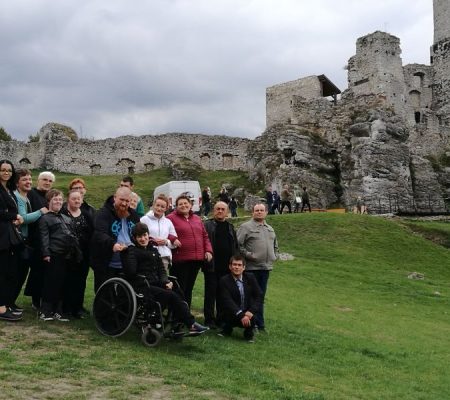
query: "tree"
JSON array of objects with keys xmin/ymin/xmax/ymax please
[{"xmin": 0, "ymin": 127, "xmax": 12, "ymax": 141}]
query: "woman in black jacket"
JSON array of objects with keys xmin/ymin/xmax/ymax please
[
  {"xmin": 0, "ymin": 160, "xmax": 23, "ymax": 321},
  {"xmin": 121, "ymin": 222, "xmax": 208, "ymax": 334},
  {"xmin": 39, "ymin": 189, "xmax": 80, "ymax": 322}
]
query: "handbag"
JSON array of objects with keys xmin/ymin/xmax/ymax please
[
  {"xmin": 9, "ymin": 222, "xmax": 24, "ymax": 247},
  {"xmin": 295, "ymin": 196, "xmax": 302, "ymax": 203}
]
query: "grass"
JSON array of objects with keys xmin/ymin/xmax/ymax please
[{"xmin": 1, "ymin": 172, "xmax": 450, "ymax": 399}]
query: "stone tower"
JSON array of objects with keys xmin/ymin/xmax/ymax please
[{"xmin": 431, "ymin": 0, "xmax": 450, "ymax": 120}]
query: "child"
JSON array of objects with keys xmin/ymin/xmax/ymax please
[
  {"xmin": 121, "ymin": 222, "xmax": 208, "ymax": 335},
  {"xmin": 39, "ymin": 189, "xmax": 81, "ymax": 321}
]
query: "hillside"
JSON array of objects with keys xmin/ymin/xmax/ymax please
[{"xmin": 1, "ymin": 207, "xmax": 449, "ymax": 399}]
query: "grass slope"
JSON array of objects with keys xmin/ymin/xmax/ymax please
[{"xmin": 1, "ymin": 212, "xmax": 449, "ymax": 399}]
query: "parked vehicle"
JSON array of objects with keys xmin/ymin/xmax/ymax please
[{"xmin": 153, "ymin": 181, "xmax": 202, "ymax": 212}]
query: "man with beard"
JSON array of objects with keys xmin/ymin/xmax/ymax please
[
  {"xmin": 24, "ymin": 171, "xmax": 55, "ymax": 310},
  {"xmin": 91, "ymin": 187, "xmax": 140, "ymax": 292}
]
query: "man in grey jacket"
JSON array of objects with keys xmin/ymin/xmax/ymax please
[{"xmin": 237, "ymin": 203, "xmax": 278, "ymax": 332}]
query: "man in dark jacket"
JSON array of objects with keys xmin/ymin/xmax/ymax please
[
  {"xmin": 90, "ymin": 187, "xmax": 140, "ymax": 292},
  {"xmin": 203, "ymin": 201, "xmax": 239, "ymax": 328},
  {"xmin": 218, "ymin": 255, "xmax": 262, "ymax": 342}
]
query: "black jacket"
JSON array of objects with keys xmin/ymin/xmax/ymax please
[
  {"xmin": 219, "ymin": 272, "xmax": 262, "ymax": 320},
  {"xmin": 61, "ymin": 203, "xmax": 95, "ymax": 252},
  {"xmin": 204, "ymin": 218, "xmax": 239, "ymax": 273},
  {"xmin": 0, "ymin": 184, "xmax": 19, "ymax": 251},
  {"xmin": 121, "ymin": 244, "xmax": 169, "ymax": 287},
  {"xmin": 27, "ymin": 188, "xmax": 48, "ymax": 247},
  {"xmin": 90, "ymin": 195, "xmax": 140, "ymax": 272},
  {"xmin": 39, "ymin": 212, "xmax": 79, "ymax": 257}
]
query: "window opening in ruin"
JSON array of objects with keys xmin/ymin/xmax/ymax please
[
  {"xmin": 415, "ymin": 112, "xmax": 421, "ymax": 124},
  {"xmin": 128, "ymin": 166, "xmax": 135, "ymax": 175},
  {"xmin": 222, "ymin": 153, "xmax": 234, "ymax": 169},
  {"xmin": 19, "ymin": 157, "xmax": 31, "ymax": 165}
]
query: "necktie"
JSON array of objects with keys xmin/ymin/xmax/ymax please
[{"xmin": 236, "ymin": 279, "xmax": 245, "ymax": 309}]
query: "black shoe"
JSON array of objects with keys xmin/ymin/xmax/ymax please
[
  {"xmin": 205, "ymin": 320, "xmax": 218, "ymax": 330},
  {"xmin": 11, "ymin": 304, "xmax": 24, "ymax": 313},
  {"xmin": 39, "ymin": 312, "xmax": 54, "ymax": 321},
  {"xmin": 0, "ymin": 309, "xmax": 22, "ymax": 321},
  {"xmin": 8, "ymin": 307, "xmax": 23, "ymax": 316},
  {"xmin": 53, "ymin": 313, "xmax": 70, "ymax": 322}
]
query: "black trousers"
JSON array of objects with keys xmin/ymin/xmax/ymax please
[
  {"xmin": 0, "ymin": 247, "xmax": 19, "ymax": 306},
  {"xmin": 280, "ymin": 201, "xmax": 292, "ymax": 213},
  {"xmin": 137, "ymin": 284, "xmax": 194, "ymax": 327},
  {"xmin": 12, "ymin": 246, "xmax": 33, "ymax": 305},
  {"xmin": 24, "ymin": 248, "xmax": 45, "ymax": 307},
  {"xmin": 41, "ymin": 253, "xmax": 68, "ymax": 314},
  {"xmin": 63, "ymin": 258, "xmax": 90, "ymax": 315},
  {"xmin": 222, "ymin": 314, "xmax": 255, "ymax": 340},
  {"xmin": 203, "ymin": 269, "xmax": 229, "ymax": 324},
  {"xmin": 170, "ymin": 261, "xmax": 202, "ymax": 308}
]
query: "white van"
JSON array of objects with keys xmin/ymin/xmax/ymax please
[{"xmin": 153, "ymin": 181, "xmax": 202, "ymax": 212}]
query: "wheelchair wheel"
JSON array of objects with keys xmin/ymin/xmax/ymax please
[
  {"xmin": 141, "ymin": 327, "xmax": 162, "ymax": 348},
  {"xmin": 93, "ymin": 277, "xmax": 137, "ymax": 337}
]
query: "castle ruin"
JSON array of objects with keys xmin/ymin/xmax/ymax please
[{"xmin": 1, "ymin": 0, "xmax": 449, "ymax": 212}]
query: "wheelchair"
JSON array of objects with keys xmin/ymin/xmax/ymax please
[{"xmin": 92, "ymin": 275, "xmax": 197, "ymax": 347}]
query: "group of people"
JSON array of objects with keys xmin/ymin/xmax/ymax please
[
  {"xmin": 0, "ymin": 160, "xmax": 95, "ymax": 322},
  {"xmin": 1, "ymin": 160, "xmax": 279, "ymax": 342},
  {"xmin": 266, "ymin": 185, "xmax": 311, "ymax": 214},
  {"xmin": 201, "ymin": 186, "xmax": 238, "ymax": 218}
]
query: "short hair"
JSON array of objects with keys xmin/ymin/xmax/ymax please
[
  {"xmin": 175, "ymin": 194, "xmax": 191, "ymax": 206},
  {"xmin": 69, "ymin": 178, "xmax": 86, "ymax": 190},
  {"xmin": 67, "ymin": 189, "xmax": 83, "ymax": 198},
  {"xmin": 15, "ymin": 168, "xmax": 32, "ymax": 182},
  {"xmin": 121, "ymin": 176, "xmax": 134, "ymax": 186},
  {"xmin": 229, "ymin": 254, "xmax": 246, "ymax": 266},
  {"xmin": 252, "ymin": 203, "xmax": 267, "ymax": 212},
  {"xmin": 154, "ymin": 193, "xmax": 169, "ymax": 208},
  {"xmin": 46, "ymin": 188, "xmax": 63, "ymax": 202},
  {"xmin": 38, "ymin": 171, "xmax": 55, "ymax": 182},
  {"xmin": 132, "ymin": 222, "xmax": 149, "ymax": 237}
]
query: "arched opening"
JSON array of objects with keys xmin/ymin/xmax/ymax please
[
  {"xmin": 200, "ymin": 153, "xmax": 211, "ymax": 169},
  {"xmin": 222, "ymin": 153, "xmax": 234, "ymax": 169},
  {"xmin": 415, "ymin": 112, "xmax": 421, "ymax": 124},
  {"xmin": 90, "ymin": 164, "xmax": 101, "ymax": 175}
]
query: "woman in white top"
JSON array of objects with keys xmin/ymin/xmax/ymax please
[{"xmin": 140, "ymin": 194, "xmax": 180, "ymax": 273}]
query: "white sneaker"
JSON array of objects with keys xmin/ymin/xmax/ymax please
[{"xmin": 53, "ymin": 313, "xmax": 70, "ymax": 322}]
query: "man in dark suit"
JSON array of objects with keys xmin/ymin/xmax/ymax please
[{"xmin": 218, "ymin": 255, "xmax": 262, "ymax": 342}]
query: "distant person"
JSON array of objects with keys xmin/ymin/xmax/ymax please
[
  {"xmin": 218, "ymin": 187, "xmax": 230, "ymax": 204},
  {"xmin": 300, "ymin": 187, "xmax": 311, "ymax": 213},
  {"xmin": 229, "ymin": 196, "xmax": 238, "ymax": 218},
  {"xmin": 90, "ymin": 187, "xmax": 140, "ymax": 292},
  {"xmin": 271, "ymin": 191, "xmax": 280, "ymax": 214},
  {"xmin": 355, "ymin": 196, "xmax": 366, "ymax": 214},
  {"xmin": 140, "ymin": 194, "xmax": 180, "ymax": 273},
  {"xmin": 293, "ymin": 186, "xmax": 301, "ymax": 213},
  {"xmin": 218, "ymin": 255, "xmax": 262, "ymax": 342},
  {"xmin": 237, "ymin": 203, "xmax": 278, "ymax": 332},
  {"xmin": 280, "ymin": 184, "xmax": 293, "ymax": 214},
  {"xmin": 129, "ymin": 192, "xmax": 141, "ymax": 211},
  {"xmin": 120, "ymin": 176, "xmax": 145, "ymax": 217},
  {"xmin": 167, "ymin": 194, "xmax": 213, "ymax": 307},
  {"xmin": 203, "ymin": 201, "xmax": 239, "ymax": 328},
  {"xmin": 25, "ymin": 171, "xmax": 55, "ymax": 310},
  {"xmin": 201, "ymin": 186, "xmax": 212, "ymax": 217},
  {"xmin": 265, "ymin": 187, "xmax": 274, "ymax": 214}
]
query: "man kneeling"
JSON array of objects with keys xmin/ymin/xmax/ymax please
[
  {"xmin": 121, "ymin": 222, "xmax": 208, "ymax": 335},
  {"xmin": 218, "ymin": 255, "xmax": 262, "ymax": 342}
]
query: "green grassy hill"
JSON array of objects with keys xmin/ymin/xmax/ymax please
[{"xmin": 1, "ymin": 181, "xmax": 450, "ymax": 399}]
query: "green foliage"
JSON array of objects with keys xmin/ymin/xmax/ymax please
[
  {"xmin": 0, "ymin": 126, "xmax": 12, "ymax": 141},
  {"xmin": 28, "ymin": 133, "xmax": 40, "ymax": 143}
]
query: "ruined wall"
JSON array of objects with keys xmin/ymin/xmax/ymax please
[
  {"xmin": 0, "ymin": 123, "xmax": 250, "ymax": 175},
  {"xmin": 266, "ymin": 76, "xmax": 323, "ymax": 127}
]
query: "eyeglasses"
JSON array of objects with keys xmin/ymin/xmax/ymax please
[
  {"xmin": 0, "ymin": 169, "xmax": 12, "ymax": 173},
  {"xmin": 71, "ymin": 186, "xmax": 84, "ymax": 190}
]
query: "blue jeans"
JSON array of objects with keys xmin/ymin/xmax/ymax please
[{"xmin": 250, "ymin": 270, "xmax": 270, "ymax": 329}]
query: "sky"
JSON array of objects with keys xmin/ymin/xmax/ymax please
[{"xmin": 0, "ymin": 0, "xmax": 434, "ymax": 141}]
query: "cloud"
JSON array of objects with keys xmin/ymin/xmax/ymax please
[{"xmin": 0, "ymin": 0, "xmax": 434, "ymax": 140}]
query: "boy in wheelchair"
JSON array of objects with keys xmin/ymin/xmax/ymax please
[{"xmin": 120, "ymin": 222, "xmax": 208, "ymax": 336}]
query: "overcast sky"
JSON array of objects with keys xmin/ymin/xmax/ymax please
[{"xmin": 0, "ymin": 0, "xmax": 434, "ymax": 141}]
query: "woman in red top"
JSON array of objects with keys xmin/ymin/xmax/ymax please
[{"xmin": 167, "ymin": 194, "xmax": 212, "ymax": 307}]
